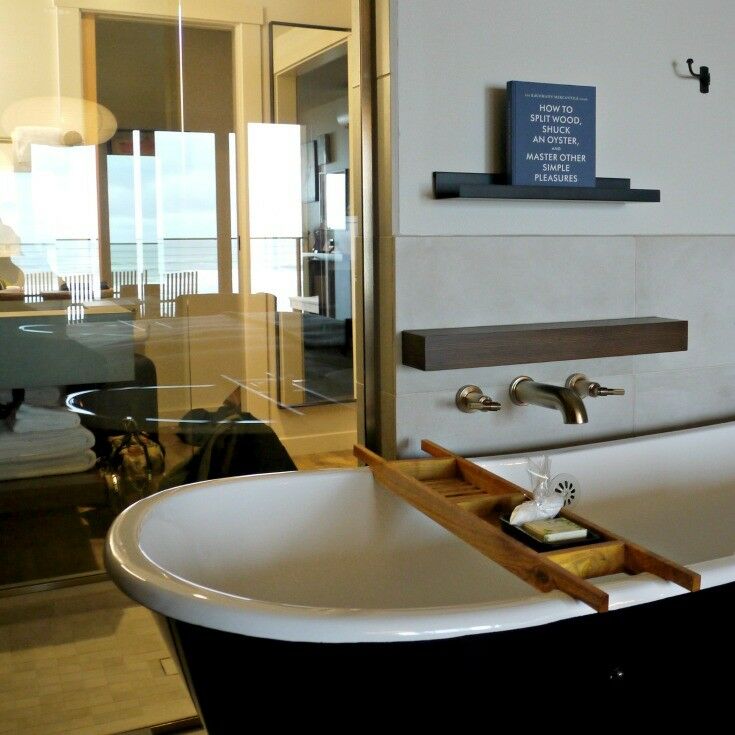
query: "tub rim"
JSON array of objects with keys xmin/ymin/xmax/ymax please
[{"xmin": 105, "ymin": 422, "xmax": 735, "ymax": 643}]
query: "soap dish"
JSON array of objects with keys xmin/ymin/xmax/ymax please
[{"xmin": 499, "ymin": 514, "xmax": 603, "ymax": 552}]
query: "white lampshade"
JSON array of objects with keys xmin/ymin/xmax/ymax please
[
  {"xmin": 1, "ymin": 96, "xmax": 117, "ymax": 149},
  {"xmin": 0, "ymin": 219, "xmax": 20, "ymax": 257}
]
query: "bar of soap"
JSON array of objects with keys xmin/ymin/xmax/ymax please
[{"xmin": 522, "ymin": 517, "xmax": 588, "ymax": 543}]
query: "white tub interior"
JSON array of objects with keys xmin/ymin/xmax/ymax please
[
  {"xmin": 137, "ymin": 423, "xmax": 735, "ymax": 612},
  {"xmin": 139, "ymin": 469, "xmax": 537, "ymax": 609}
]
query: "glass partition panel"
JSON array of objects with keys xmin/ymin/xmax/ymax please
[
  {"xmin": 270, "ymin": 24, "xmax": 356, "ymax": 408},
  {"xmin": 0, "ymin": 1, "xmax": 362, "ymax": 586},
  {"xmin": 107, "ymin": 130, "xmax": 221, "ymax": 301},
  {"xmin": 0, "ymin": 2, "xmax": 362, "ymax": 730}
]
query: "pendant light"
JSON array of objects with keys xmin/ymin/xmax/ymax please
[{"xmin": 1, "ymin": 96, "xmax": 117, "ymax": 171}]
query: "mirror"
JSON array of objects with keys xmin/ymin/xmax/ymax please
[{"xmin": 269, "ymin": 23, "xmax": 355, "ymax": 407}]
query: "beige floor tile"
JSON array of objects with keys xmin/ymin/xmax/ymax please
[
  {"xmin": 159, "ymin": 657, "xmax": 179, "ymax": 676},
  {"xmin": 98, "ymin": 715, "xmax": 162, "ymax": 735},
  {"xmin": 43, "ymin": 719, "xmax": 97, "ymax": 735},
  {"xmin": 0, "ymin": 696, "xmax": 41, "ymax": 712},
  {"xmin": 0, "ymin": 582, "xmax": 197, "ymax": 734},
  {"xmin": 54, "ymin": 727, "xmax": 101, "ymax": 735}
]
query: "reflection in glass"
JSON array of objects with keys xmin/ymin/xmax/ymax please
[
  {"xmin": 325, "ymin": 172, "xmax": 347, "ymax": 231},
  {"xmin": 247, "ymin": 123, "xmax": 302, "ymax": 238},
  {"xmin": 250, "ymin": 237, "xmax": 299, "ymax": 312},
  {"xmin": 108, "ymin": 130, "xmax": 224, "ymax": 297},
  {"xmin": 270, "ymin": 25, "xmax": 354, "ymax": 407},
  {"xmin": 0, "ymin": 4, "xmax": 360, "ymax": 608},
  {"xmin": 0, "ymin": 3, "xmax": 362, "ymax": 732},
  {"xmin": 1, "ymin": 95, "xmax": 118, "ymax": 168},
  {"xmin": 4, "ymin": 145, "xmax": 98, "ymax": 281}
]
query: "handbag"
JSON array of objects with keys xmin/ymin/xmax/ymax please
[{"xmin": 101, "ymin": 418, "xmax": 165, "ymax": 511}]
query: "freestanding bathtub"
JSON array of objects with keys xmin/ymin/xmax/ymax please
[{"xmin": 106, "ymin": 422, "xmax": 735, "ymax": 727}]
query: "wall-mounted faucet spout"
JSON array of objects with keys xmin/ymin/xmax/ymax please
[{"xmin": 509, "ymin": 376, "xmax": 588, "ymax": 425}]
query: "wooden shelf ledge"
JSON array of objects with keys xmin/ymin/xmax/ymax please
[{"xmin": 402, "ymin": 317, "xmax": 688, "ymax": 371}]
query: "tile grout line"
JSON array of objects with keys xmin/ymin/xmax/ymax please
[{"xmin": 633, "ymin": 234, "xmax": 640, "ymax": 434}]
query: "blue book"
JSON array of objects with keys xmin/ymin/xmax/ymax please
[{"xmin": 506, "ymin": 81, "xmax": 596, "ymax": 187}]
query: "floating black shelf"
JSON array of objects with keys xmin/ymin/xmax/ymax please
[{"xmin": 433, "ymin": 172, "xmax": 660, "ymax": 202}]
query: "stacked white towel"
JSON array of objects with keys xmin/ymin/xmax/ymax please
[
  {"xmin": 0, "ymin": 405, "xmax": 96, "ymax": 481},
  {"xmin": 11, "ymin": 404, "xmax": 81, "ymax": 433},
  {"xmin": 0, "ymin": 425, "xmax": 94, "ymax": 462},
  {"xmin": 0, "ymin": 449, "xmax": 97, "ymax": 481}
]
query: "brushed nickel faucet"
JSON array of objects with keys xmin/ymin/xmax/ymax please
[
  {"xmin": 565, "ymin": 373, "xmax": 626, "ymax": 398},
  {"xmin": 509, "ymin": 376, "xmax": 588, "ymax": 424}
]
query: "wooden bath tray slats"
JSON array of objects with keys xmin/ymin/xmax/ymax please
[
  {"xmin": 354, "ymin": 442, "xmax": 700, "ymax": 613},
  {"xmin": 543, "ymin": 541, "xmax": 627, "ymax": 579}
]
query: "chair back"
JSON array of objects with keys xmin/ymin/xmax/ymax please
[
  {"xmin": 161, "ymin": 270, "xmax": 198, "ymax": 317},
  {"xmin": 112, "ymin": 269, "xmax": 148, "ymax": 299},
  {"xmin": 61, "ymin": 273, "xmax": 98, "ymax": 303},
  {"xmin": 24, "ymin": 271, "xmax": 55, "ymax": 302}
]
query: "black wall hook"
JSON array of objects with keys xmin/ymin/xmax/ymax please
[{"xmin": 686, "ymin": 58, "xmax": 710, "ymax": 93}]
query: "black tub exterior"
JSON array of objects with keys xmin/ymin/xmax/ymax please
[{"xmin": 164, "ymin": 581, "xmax": 732, "ymax": 730}]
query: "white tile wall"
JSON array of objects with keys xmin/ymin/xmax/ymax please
[
  {"xmin": 392, "ymin": 234, "xmax": 735, "ymax": 457},
  {"xmin": 392, "ymin": 0, "xmax": 735, "ymax": 236},
  {"xmin": 635, "ymin": 365, "xmax": 735, "ymax": 433},
  {"xmin": 395, "ymin": 236, "xmax": 637, "ymax": 396},
  {"xmin": 396, "ymin": 373, "xmax": 634, "ymax": 457},
  {"xmin": 635, "ymin": 236, "xmax": 735, "ymax": 371},
  {"xmin": 386, "ymin": 1, "xmax": 735, "ymax": 457},
  {"xmin": 396, "ymin": 351, "xmax": 639, "ymax": 399},
  {"xmin": 395, "ymin": 236, "xmax": 637, "ymax": 331}
]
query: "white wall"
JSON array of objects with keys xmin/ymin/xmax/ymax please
[
  {"xmin": 0, "ymin": 1, "xmax": 59, "ymax": 138},
  {"xmin": 393, "ymin": 0, "xmax": 735, "ymax": 236},
  {"xmin": 388, "ymin": 0, "xmax": 735, "ymax": 458},
  {"xmin": 263, "ymin": 0, "xmax": 349, "ymax": 27}
]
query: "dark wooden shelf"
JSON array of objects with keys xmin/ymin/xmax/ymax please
[
  {"xmin": 433, "ymin": 172, "xmax": 660, "ymax": 202},
  {"xmin": 0, "ymin": 469, "xmax": 107, "ymax": 513},
  {"xmin": 402, "ymin": 317, "xmax": 687, "ymax": 371}
]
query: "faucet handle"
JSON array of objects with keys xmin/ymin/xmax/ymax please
[
  {"xmin": 456, "ymin": 385, "xmax": 502, "ymax": 413},
  {"xmin": 590, "ymin": 385, "xmax": 625, "ymax": 397},
  {"xmin": 566, "ymin": 373, "xmax": 626, "ymax": 398}
]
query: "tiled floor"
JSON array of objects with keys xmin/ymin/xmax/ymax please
[
  {"xmin": 292, "ymin": 449, "xmax": 358, "ymax": 470},
  {"xmin": 0, "ymin": 582, "xmax": 198, "ymax": 734}
]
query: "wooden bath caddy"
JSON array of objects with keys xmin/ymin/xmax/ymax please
[{"xmin": 354, "ymin": 441, "xmax": 700, "ymax": 612}]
